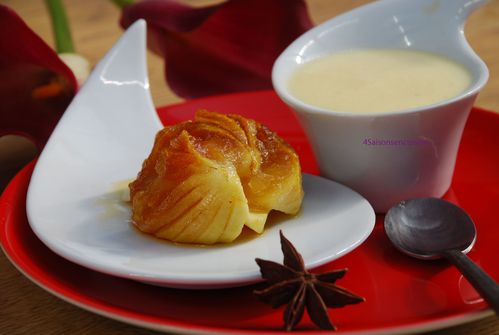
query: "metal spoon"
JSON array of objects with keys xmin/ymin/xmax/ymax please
[{"xmin": 384, "ymin": 198, "xmax": 499, "ymax": 314}]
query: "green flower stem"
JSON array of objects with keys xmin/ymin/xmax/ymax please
[
  {"xmin": 45, "ymin": 0, "xmax": 74, "ymax": 53},
  {"xmin": 111, "ymin": 0, "xmax": 135, "ymax": 9}
]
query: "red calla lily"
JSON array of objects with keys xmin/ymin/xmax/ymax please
[
  {"xmin": 0, "ymin": 5, "xmax": 77, "ymax": 149},
  {"xmin": 120, "ymin": 0, "xmax": 313, "ymax": 98}
]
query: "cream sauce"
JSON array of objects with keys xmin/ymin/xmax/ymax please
[{"xmin": 288, "ymin": 49, "xmax": 471, "ymax": 113}]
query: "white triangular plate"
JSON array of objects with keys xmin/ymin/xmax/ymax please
[{"xmin": 26, "ymin": 21, "xmax": 375, "ymax": 289}]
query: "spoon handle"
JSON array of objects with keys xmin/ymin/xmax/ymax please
[{"xmin": 442, "ymin": 249, "xmax": 499, "ymax": 315}]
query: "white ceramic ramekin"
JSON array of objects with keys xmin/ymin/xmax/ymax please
[{"xmin": 272, "ymin": 0, "xmax": 489, "ymax": 212}]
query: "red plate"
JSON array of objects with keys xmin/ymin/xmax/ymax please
[{"xmin": 1, "ymin": 91, "xmax": 498, "ymax": 334}]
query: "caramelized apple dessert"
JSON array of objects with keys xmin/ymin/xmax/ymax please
[{"xmin": 129, "ymin": 110, "xmax": 303, "ymax": 244}]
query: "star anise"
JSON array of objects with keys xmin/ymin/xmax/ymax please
[{"xmin": 254, "ymin": 231, "xmax": 365, "ymax": 331}]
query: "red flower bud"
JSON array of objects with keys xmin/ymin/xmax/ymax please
[{"xmin": 120, "ymin": 0, "xmax": 313, "ymax": 99}]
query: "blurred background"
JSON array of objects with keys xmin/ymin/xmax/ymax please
[
  {"xmin": 0, "ymin": 1, "xmax": 497, "ymax": 192},
  {"xmin": 0, "ymin": 1, "xmax": 498, "ymax": 334}
]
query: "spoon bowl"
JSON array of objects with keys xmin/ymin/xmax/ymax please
[
  {"xmin": 385, "ymin": 197, "xmax": 499, "ymax": 314},
  {"xmin": 384, "ymin": 198, "xmax": 476, "ymax": 259}
]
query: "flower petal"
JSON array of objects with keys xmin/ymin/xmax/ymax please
[
  {"xmin": 306, "ymin": 283, "xmax": 336, "ymax": 330},
  {"xmin": 255, "ymin": 258, "xmax": 299, "ymax": 283},
  {"xmin": 0, "ymin": 5, "xmax": 77, "ymax": 148},
  {"xmin": 314, "ymin": 268, "xmax": 347, "ymax": 283},
  {"xmin": 121, "ymin": 0, "xmax": 313, "ymax": 98},
  {"xmin": 314, "ymin": 281, "xmax": 366, "ymax": 308},
  {"xmin": 280, "ymin": 230, "xmax": 305, "ymax": 272},
  {"xmin": 283, "ymin": 282, "xmax": 306, "ymax": 331},
  {"xmin": 253, "ymin": 278, "xmax": 301, "ymax": 307}
]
